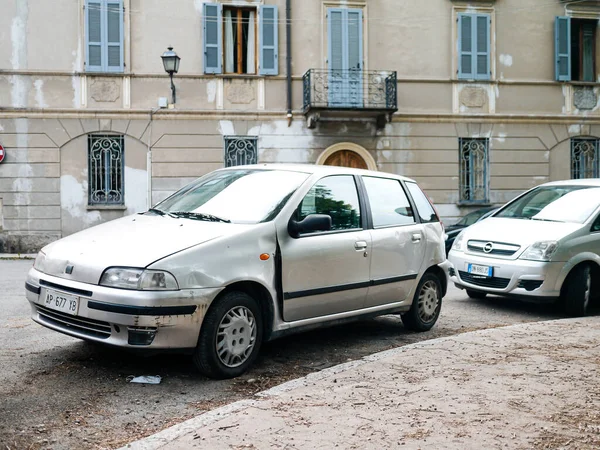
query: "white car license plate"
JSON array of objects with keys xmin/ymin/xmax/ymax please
[
  {"xmin": 467, "ymin": 263, "xmax": 493, "ymax": 277},
  {"xmin": 44, "ymin": 289, "xmax": 80, "ymax": 316}
]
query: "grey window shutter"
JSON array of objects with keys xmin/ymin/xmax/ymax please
[
  {"xmin": 347, "ymin": 9, "xmax": 363, "ymax": 70},
  {"xmin": 203, "ymin": 3, "xmax": 222, "ymax": 74},
  {"xmin": 106, "ymin": 1, "xmax": 124, "ymax": 72},
  {"xmin": 86, "ymin": 0, "xmax": 104, "ymax": 71},
  {"xmin": 475, "ymin": 15, "xmax": 490, "ymax": 80},
  {"xmin": 555, "ymin": 16, "xmax": 571, "ymax": 81},
  {"xmin": 458, "ymin": 13, "xmax": 473, "ymax": 79},
  {"xmin": 259, "ymin": 5, "xmax": 279, "ymax": 75}
]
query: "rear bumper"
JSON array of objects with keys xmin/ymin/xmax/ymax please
[
  {"xmin": 447, "ymin": 250, "xmax": 564, "ymax": 298},
  {"xmin": 25, "ymin": 268, "xmax": 223, "ymax": 349}
]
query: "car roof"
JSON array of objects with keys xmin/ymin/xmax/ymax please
[
  {"xmin": 216, "ymin": 163, "xmax": 417, "ymax": 183},
  {"xmin": 539, "ymin": 178, "xmax": 600, "ymax": 188}
]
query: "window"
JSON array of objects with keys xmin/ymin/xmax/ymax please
[
  {"xmin": 85, "ymin": 0, "xmax": 124, "ymax": 72},
  {"xmin": 555, "ymin": 16, "xmax": 598, "ymax": 82},
  {"xmin": 362, "ymin": 177, "xmax": 415, "ymax": 228},
  {"xmin": 297, "ymin": 176, "xmax": 361, "ymax": 231},
  {"xmin": 457, "ymin": 13, "xmax": 491, "ymax": 80},
  {"xmin": 459, "ymin": 138, "xmax": 489, "ymax": 204},
  {"xmin": 406, "ymin": 182, "xmax": 440, "ymax": 224},
  {"xmin": 224, "ymin": 136, "xmax": 258, "ymax": 167},
  {"xmin": 203, "ymin": 4, "xmax": 279, "ymax": 75},
  {"xmin": 571, "ymin": 138, "xmax": 600, "ymax": 178},
  {"xmin": 88, "ymin": 135, "xmax": 124, "ymax": 205}
]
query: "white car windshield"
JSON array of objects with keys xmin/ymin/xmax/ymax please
[
  {"xmin": 496, "ymin": 185, "xmax": 600, "ymax": 224},
  {"xmin": 152, "ymin": 169, "xmax": 310, "ymax": 224}
]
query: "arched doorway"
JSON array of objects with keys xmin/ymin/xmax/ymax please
[
  {"xmin": 324, "ymin": 149, "xmax": 368, "ymax": 169},
  {"xmin": 316, "ymin": 142, "xmax": 377, "ymax": 170}
]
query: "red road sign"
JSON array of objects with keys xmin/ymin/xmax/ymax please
[{"xmin": 0, "ymin": 145, "xmax": 5, "ymax": 163}]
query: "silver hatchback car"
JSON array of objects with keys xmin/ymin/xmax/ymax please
[
  {"xmin": 448, "ymin": 179, "xmax": 600, "ymax": 316},
  {"xmin": 26, "ymin": 164, "xmax": 447, "ymax": 378}
]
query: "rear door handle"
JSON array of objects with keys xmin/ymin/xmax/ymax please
[
  {"xmin": 412, "ymin": 233, "xmax": 422, "ymax": 243},
  {"xmin": 354, "ymin": 241, "xmax": 368, "ymax": 250}
]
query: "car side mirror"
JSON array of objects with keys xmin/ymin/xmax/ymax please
[{"xmin": 288, "ymin": 214, "xmax": 332, "ymax": 238}]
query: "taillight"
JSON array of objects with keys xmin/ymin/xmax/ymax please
[{"xmin": 424, "ymin": 192, "xmax": 444, "ymax": 233}]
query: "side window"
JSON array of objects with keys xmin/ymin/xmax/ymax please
[
  {"xmin": 362, "ymin": 176, "xmax": 416, "ymax": 227},
  {"xmin": 406, "ymin": 182, "xmax": 439, "ymax": 224},
  {"xmin": 298, "ymin": 176, "xmax": 361, "ymax": 231},
  {"xmin": 591, "ymin": 215, "xmax": 600, "ymax": 233}
]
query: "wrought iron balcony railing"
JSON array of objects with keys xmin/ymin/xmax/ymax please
[{"xmin": 302, "ymin": 69, "xmax": 398, "ymax": 113}]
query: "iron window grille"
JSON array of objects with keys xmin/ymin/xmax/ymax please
[
  {"xmin": 224, "ymin": 136, "xmax": 258, "ymax": 167},
  {"xmin": 459, "ymin": 138, "xmax": 489, "ymax": 204},
  {"xmin": 571, "ymin": 138, "xmax": 600, "ymax": 179},
  {"xmin": 88, "ymin": 135, "xmax": 124, "ymax": 205}
]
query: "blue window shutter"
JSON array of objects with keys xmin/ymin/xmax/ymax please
[
  {"xmin": 458, "ymin": 13, "xmax": 473, "ymax": 79},
  {"xmin": 106, "ymin": 1, "xmax": 124, "ymax": 72},
  {"xmin": 328, "ymin": 8, "xmax": 344, "ymax": 71},
  {"xmin": 86, "ymin": 0, "xmax": 104, "ymax": 71},
  {"xmin": 475, "ymin": 15, "xmax": 490, "ymax": 80},
  {"xmin": 203, "ymin": 3, "xmax": 222, "ymax": 74},
  {"xmin": 259, "ymin": 5, "xmax": 279, "ymax": 75},
  {"xmin": 555, "ymin": 16, "xmax": 571, "ymax": 81},
  {"xmin": 347, "ymin": 9, "xmax": 363, "ymax": 70}
]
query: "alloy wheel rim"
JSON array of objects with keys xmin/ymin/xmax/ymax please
[
  {"xmin": 216, "ymin": 306, "xmax": 257, "ymax": 368},
  {"xmin": 418, "ymin": 280, "xmax": 440, "ymax": 322}
]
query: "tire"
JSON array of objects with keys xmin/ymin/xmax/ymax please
[
  {"xmin": 466, "ymin": 289, "xmax": 487, "ymax": 300},
  {"xmin": 193, "ymin": 291, "xmax": 263, "ymax": 379},
  {"xmin": 401, "ymin": 273, "xmax": 443, "ymax": 332},
  {"xmin": 564, "ymin": 264, "xmax": 592, "ymax": 317}
]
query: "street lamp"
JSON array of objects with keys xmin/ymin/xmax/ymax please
[{"xmin": 161, "ymin": 46, "xmax": 181, "ymax": 105}]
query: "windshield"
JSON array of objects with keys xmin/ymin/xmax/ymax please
[
  {"xmin": 496, "ymin": 185, "xmax": 600, "ymax": 224},
  {"xmin": 153, "ymin": 169, "xmax": 310, "ymax": 224},
  {"xmin": 455, "ymin": 209, "xmax": 490, "ymax": 227}
]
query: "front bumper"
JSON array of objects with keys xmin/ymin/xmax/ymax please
[
  {"xmin": 25, "ymin": 268, "xmax": 223, "ymax": 349},
  {"xmin": 447, "ymin": 251, "xmax": 564, "ymax": 299}
]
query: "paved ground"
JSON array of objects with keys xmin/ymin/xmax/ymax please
[{"xmin": 123, "ymin": 318, "xmax": 600, "ymax": 450}]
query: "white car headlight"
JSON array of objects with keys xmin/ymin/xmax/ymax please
[
  {"xmin": 452, "ymin": 231, "xmax": 466, "ymax": 252},
  {"xmin": 100, "ymin": 267, "xmax": 179, "ymax": 291},
  {"xmin": 33, "ymin": 251, "xmax": 46, "ymax": 271},
  {"xmin": 520, "ymin": 241, "xmax": 559, "ymax": 262}
]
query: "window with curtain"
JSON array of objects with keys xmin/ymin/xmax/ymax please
[
  {"xmin": 571, "ymin": 138, "xmax": 600, "ymax": 179},
  {"xmin": 224, "ymin": 7, "xmax": 257, "ymax": 75},
  {"xmin": 203, "ymin": 4, "xmax": 278, "ymax": 75},
  {"xmin": 555, "ymin": 17, "xmax": 598, "ymax": 82},
  {"xmin": 88, "ymin": 135, "xmax": 125, "ymax": 205}
]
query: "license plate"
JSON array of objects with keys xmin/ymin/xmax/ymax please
[
  {"xmin": 467, "ymin": 263, "xmax": 493, "ymax": 277},
  {"xmin": 44, "ymin": 289, "xmax": 80, "ymax": 316}
]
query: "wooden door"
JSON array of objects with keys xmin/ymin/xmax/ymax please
[{"xmin": 324, "ymin": 150, "xmax": 368, "ymax": 169}]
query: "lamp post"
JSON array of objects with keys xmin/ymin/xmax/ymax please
[{"xmin": 161, "ymin": 47, "xmax": 181, "ymax": 105}]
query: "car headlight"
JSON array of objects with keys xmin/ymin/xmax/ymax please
[
  {"xmin": 33, "ymin": 251, "xmax": 47, "ymax": 271},
  {"xmin": 519, "ymin": 241, "xmax": 558, "ymax": 262},
  {"xmin": 100, "ymin": 267, "xmax": 179, "ymax": 291},
  {"xmin": 451, "ymin": 231, "xmax": 466, "ymax": 252}
]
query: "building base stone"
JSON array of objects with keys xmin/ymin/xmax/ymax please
[{"xmin": 0, "ymin": 232, "xmax": 60, "ymax": 254}]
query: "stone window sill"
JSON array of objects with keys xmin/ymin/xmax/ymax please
[{"xmin": 87, "ymin": 205, "xmax": 127, "ymax": 211}]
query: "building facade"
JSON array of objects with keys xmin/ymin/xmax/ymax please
[{"xmin": 1, "ymin": 0, "xmax": 600, "ymax": 252}]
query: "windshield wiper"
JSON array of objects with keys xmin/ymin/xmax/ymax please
[
  {"xmin": 531, "ymin": 217, "xmax": 561, "ymax": 223},
  {"xmin": 146, "ymin": 208, "xmax": 166, "ymax": 216},
  {"xmin": 168, "ymin": 211, "xmax": 231, "ymax": 223}
]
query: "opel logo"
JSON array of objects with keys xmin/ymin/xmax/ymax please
[{"xmin": 483, "ymin": 242, "xmax": 494, "ymax": 253}]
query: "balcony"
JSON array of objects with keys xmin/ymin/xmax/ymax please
[{"xmin": 302, "ymin": 69, "xmax": 398, "ymax": 129}]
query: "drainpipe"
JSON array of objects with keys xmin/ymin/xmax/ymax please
[{"xmin": 286, "ymin": 0, "xmax": 292, "ymax": 126}]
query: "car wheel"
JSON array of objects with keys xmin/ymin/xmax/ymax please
[
  {"xmin": 564, "ymin": 265, "xmax": 592, "ymax": 317},
  {"xmin": 193, "ymin": 291, "xmax": 263, "ymax": 379},
  {"xmin": 466, "ymin": 289, "xmax": 487, "ymax": 300},
  {"xmin": 401, "ymin": 273, "xmax": 442, "ymax": 332}
]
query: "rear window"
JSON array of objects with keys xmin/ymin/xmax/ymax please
[{"xmin": 406, "ymin": 182, "xmax": 439, "ymax": 224}]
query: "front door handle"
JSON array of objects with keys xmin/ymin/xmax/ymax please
[
  {"xmin": 354, "ymin": 241, "xmax": 368, "ymax": 251},
  {"xmin": 412, "ymin": 233, "xmax": 422, "ymax": 243}
]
